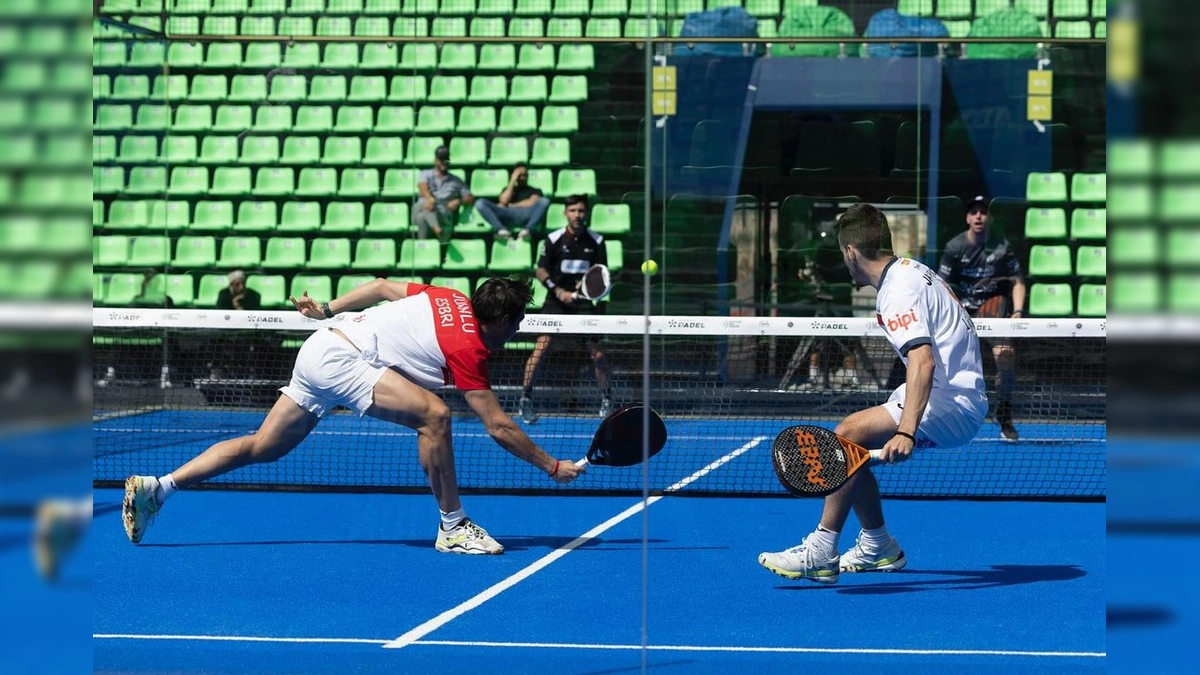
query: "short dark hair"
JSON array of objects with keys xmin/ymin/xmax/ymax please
[
  {"xmin": 472, "ymin": 277, "xmax": 532, "ymax": 323},
  {"xmin": 564, "ymin": 194, "xmax": 590, "ymax": 209},
  {"xmin": 511, "ymin": 162, "xmax": 528, "ymax": 173},
  {"xmin": 834, "ymin": 203, "xmax": 893, "ymax": 260}
]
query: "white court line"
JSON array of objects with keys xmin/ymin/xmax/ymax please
[
  {"xmin": 92, "ymin": 634, "xmax": 1104, "ymax": 658},
  {"xmin": 382, "ymin": 436, "xmax": 769, "ymax": 649}
]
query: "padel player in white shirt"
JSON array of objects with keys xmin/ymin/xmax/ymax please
[
  {"xmin": 122, "ymin": 278, "xmax": 585, "ymax": 555},
  {"xmin": 760, "ymin": 203, "xmax": 986, "ymax": 584}
]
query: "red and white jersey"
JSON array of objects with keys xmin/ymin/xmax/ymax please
[
  {"xmin": 336, "ymin": 284, "xmax": 490, "ymax": 391},
  {"xmin": 876, "ymin": 257, "xmax": 984, "ymax": 396}
]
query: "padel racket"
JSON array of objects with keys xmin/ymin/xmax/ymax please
[
  {"xmin": 572, "ymin": 264, "xmax": 612, "ymax": 301},
  {"xmin": 772, "ymin": 425, "xmax": 884, "ymax": 497},
  {"xmin": 575, "ymin": 403, "xmax": 667, "ymax": 467}
]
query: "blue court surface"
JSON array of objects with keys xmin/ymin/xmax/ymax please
[{"xmin": 93, "ymin": 487, "xmax": 1105, "ymax": 674}]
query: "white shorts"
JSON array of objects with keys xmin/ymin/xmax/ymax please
[
  {"xmin": 882, "ymin": 384, "xmax": 987, "ymax": 448},
  {"xmin": 279, "ymin": 328, "xmax": 388, "ymax": 418}
]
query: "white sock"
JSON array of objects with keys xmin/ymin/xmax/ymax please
[
  {"xmin": 809, "ymin": 525, "xmax": 839, "ymax": 559},
  {"xmin": 860, "ymin": 524, "xmax": 892, "ymax": 550},
  {"xmin": 156, "ymin": 474, "xmax": 178, "ymax": 504},
  {"xmin": 440, "ymin": 508, "xmax": 466, "ymax": 530}
]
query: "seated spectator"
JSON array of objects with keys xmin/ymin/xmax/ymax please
[
  {"xmin": 473, "ymin": 163, "xmax": 551, "ymax": 241},
  {"xmin": 217, "ymin": 270, "xmax": 260, "ymax": 311},
  {"xmin": 413, "ymin": 145, "xmax": 474, "ymax": 242}
]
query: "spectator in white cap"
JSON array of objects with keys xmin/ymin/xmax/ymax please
[{"xmin": 217, "ymin": 270, "xmax": 261, "ymax": 311}]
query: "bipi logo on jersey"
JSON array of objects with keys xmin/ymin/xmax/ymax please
[{"xmin": 885, "ymin": 309, "xmax": 919, "ymax": 332}]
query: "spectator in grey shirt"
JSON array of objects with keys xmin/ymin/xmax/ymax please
[{"xmin": 413, "ymin": 145, "xmax": 474, "ymax": 242}]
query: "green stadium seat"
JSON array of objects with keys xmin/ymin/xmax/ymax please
[
  {"xmin": 432, "ymin": 17, "xmax": 467, "ymax": 36},
  {"xmin": 547, "ymin": 18, "xmax": 582, "ymax": 37},
  {"xmin": 468, "ymin": 76, "xmax": 507, "ymax": 103},
  {"xmin": 118, "ymin": 135, "xmax": 157, "ymax": 163},
  {"xmin": 148, "ymin": 200, "xmax": 191, "ymax": 232},
  {"xmin": 206, "ymin": 42, "xmax": 242, "ymax": 67},
  {"xmin": 383, "ymin": 168, "xmax": 420, "ymax": 196},
  {"xmin": 1161, "ymin": 185, "xmax": 1200, "ymax": 221},
  {"xmin": 585, "ymin": 19, "xmax": 620, "ymax": 38},
  {"xmin": 94, "ymin": 41, "xmax": 127, "ymax": 67},
  {"xmin": 323, "ymin": 202, "xmax": 366, "ymax": 234},
  {"xmin": 405, "ymin": 136, "xmax": 444, "ymax": 164},
  {"xmin": 1027, "ymin": 244, "xmax": 1072, "ymax": 277},
  {"xmin": 196, "ymin": 135, "xmax": 235, "ymax": 165},
  {"xmin": 1159, "ymin": 140, "xmax": 1200, "ymax": 177},
  {"xmin": 397, "ymin": 44, "xmax": 435, "ymax": 70},
  {"xmin": 1016, "ymin": 0, "xmax": 1048, "ymax": 17},
  {"xmin": 161, "ymin": 274, "xmax": 196, "ymax": 307},
  {"xmin": 254, "ymin": 106, "xmax": 294, "ymax": 134},
  {"xmin": 1169, "ymin": 275, "xmax": 1200, "ymax": 313},
  {"xmin": 531, "ymin": 137, "xmax": 571, "ymax": 166},
  {"xmin": 1108, "ymin": 183, "xmax": 1153, "ymax": 220},
  {"xmin": 942, "ymin": 19, "xmax": 970, "ymax": 37},
  {"xmin": 202, "ymin": 16, "xmax": 238, "ymax": 35},
  {"xmin": 95, "ymin": 236, "xmax": 131, "ymax": 267},
  {"xmin": 192, "ymin": 201, "xmax": 235, "ymax": 233},
  {"xmin": 556, "ymin": 45, "xmax": 594, "ymax": 71},
  {"xmin": 393, "ymin": 16, "xmax": 431, "ymax": 36},
  {"xmin": 556, "ymin": 169, "xmax": 597, "ymax": 196},
  {"xmin": 106, "ymin": 201, "xmax": 149, "ymax": 232},
  {"xmin": 172, "ymin": 106, "xmax": 212, "ymax": 134},
  {"xmin": 515, "ymin": 0, "xmax": 551, "ymax": 13},
  {"xmin": 243, "ymin": 274, "xmax": 285, "ymax": 308},
  {"xmin": 169, "ymin": 167, "xmax": 209, "ymax": 196},
  {"xmin": 103, "ymin": 273, "xmax": 143, "ymax": 306},
  {"xmin": 277, "ymin": 201, "xmax": 322, "ymax": 233},
  {"xmin": 606, "ymin": 238, "xmax": 624, "ymax": 272},
  {"xmin": 429, "ymin": 75, "xmax": 469, "ymax": 103},
  {"xmin": 473, "ymin": 0, "xmax": 512, "ymax": 12},
  {"xmin": 417, "ymin": 106, "xmax": 457, "ymax": 134},
  {"xmin": 590, "ymin": 203, "xmax": 630, "ymax": 236},
  {"xmin": 457, "ymin": 106, "xmax": 497, "ymax": 134},
  {"xmin": 469, "ymin": 168, "xmax": 509, "ymax": 198},
  {"xmin": 488, "ymin": 137, "xmax": 529, "ymax": 166},
  {"xmin": 288, "ymin": 0, "xmax": 325, "ymax": 14},
  {"xmin": 367, "ymin": 203, "xmax": 410, "ymax": 235},
  {"xmin": 398, "ymin": 239, "xmax": 443, "ymax": 271},
  {"xmin": 340, "ymin": 168, "xmax": 381, "ymax": 197},
  {"xmin": 1070, "ymin": 208, "xmax": 1105, "ymax": 239},
  {"xmin": 351, "ymin": 238, "xmax": 398, "ymax": 271},
  {"xmin": 94, "ymin": 200, "xmax": 106, "ymax": 228},
  {"xmin": 307, "ymin": 74, "xmax": 346, "ymax": 102},
  {"xmin": 292, "ymin": 167, "xmax": 334, "ymax": 197},
  {"xmin": 449, "ymin": 137, "xmax": 487, "ymax": 166},
  {"xmin": 478, "ymin": 44, "xmax": 517, "ymax": 72},
  {"xmin": 441, "ymin": 0, "xmax": 475, "ymax": 14},
  {"xmin": 364, "ymin": 136, "xmax": 404, "ymax": 165},
  {"xmin": 234, "ymin": 201, "xmax": 277, "ymax": 232},
  {"xmin": 1109, "ymin": 227, "xmax": 1158, "ymax": 265},
  {"xmin": 375, "ymin": 106, "xmax": 415, "ymax": 134},
  {"xmin": 469, "ymin": 17, "xmax": 504, "ymax": 37},
  {"xmin": 242, "ymin": 43, "xmax": 280, "ymax": 68},
  {"xmin": 317, "ymin": 17, "xmax": 352, "ymax": 37},
  {"xmin": 214, "ymin": 105, "xmax": 252, "ymax": 133},
  {"xmin": 254, "ymin": 167, "xmax": 296, "ymax": 196},
  {"xmin": 1024, "ymin": 208, "xmax": 1067, "ymax": 239},
  {"xmin": 323, "ymin": 136, "xmax": 364, "ymax": 165},
  {"xmin": 308, "ymin": 238, "xmax": 352, "ymax": 270},
  {"xmin": 346, "ymin": 76, "xmax": 386, "ymax": 103},
  {"xmin": 112, "ymin": 75, "xmax": 150, "ymax": 100},
  {"xmin": 390, "ymin": 75, "xmax": 428, "ymax": 103},
  {"xmin": 1054, "ymin": 20, "xmax": 1091, "ymax": 38},
  {"xmin": 322, "ymin": 43, "xmax": 360, "ymax": 68},
  {"xmin": 430, "ymin": 276, "xmax": 472, "ymax": 297},
  {"xmin": 337, "ymin": 274, "xmax": 377, "ymax": 297},
  {"xmin": 125, "ymin": 167, "xmax": 167, "ymax": 195},
  {"xmin": 290, "ymin": 274, "xmax": 333, "ymax": 303},
  {"xmin": 498, "ymin": 105, "xmax": 538, "ymax": 134},
  {"xmin": 1075, "ymin": 245, "xmax": 1106, "ymax": 277},
  {"xmin": 966, "ymin": 7, "xmax": 1042, "ymax": 58},
  {"xmin": 94, "ymin": 75, "xmax": 111, "ymax": 100},
  {"xmin": 527, "ymin": 168, "xmax": 554, "ymax": 198},
  {"xmin": 190, "ymin": 74, "xmax": 230, "ymax": 102},
  {"xmin": 356, "ymin": 44, "xmax": 394, "ymax": 69},
  {"xmin": 1075, "ymin": 283, "xmax": 1105, "ymax": 317},
  {"xmin": 516, "ymin": 45, "xmax": 555, "ymax": 71},
  {"xmin": 211, "ymin": 165, "xmax": 253, "ymax": 194},
  {"xmin": 95, "ymin": 105, "xmax": 133, "ymax": 131},
  {"xmin": 152, "ymin": 74, "xmax": 189, "ymax": 101},
  {"xmin": 129, "ymin": 43, "xmax": 165, "ymax": 67},
  {"xmin": 1110, "ymin": 273, "xmax": 1160, "ymax": 313},
  {"xmin": 1028, "ymin": 283, "xmax": 1072, "ymax": 316},
  {"xmin": 508, "ymin": 17, "xmax": 544, "ymax": 38},
  {"xmin": 624, "ymin": 18, "xmax": 662, "ymax": 38},
  {"xmin": 441, "ymin": 239, "xmax": 488, "ymax": 272},
  {"xmin": 229, "ymin": 75, "xmax": 267, "ymax": 103},
  {"xmin": 217, "ymin": 236, "xmax": 263, "ymax": 268},
  {"xmin": 240, "ymin": 136, "xmax": 281, "ymax": 164},
  {"xmin": 173, "ymin": 236, "xmax": 218, "ymax": 269},
  {"xmin": 194, "ymin": 273, "xmax": 227, "ymax": 308},
  {"xmin": 1053, "ymin": 0, "xmax": 1090, "ymax": 17},
  {"xmin": 1026, "ymin": 172, "xmax": 1068, "ymax": 203},
  {"xmin": 1070, "ymin": 173, "xmax": 1106, "ymax": 202},
  {"xmin": 1166, "ymin": 229, "xmax": 1200, "ymax": 267},
  {"xmin": 262, "ymin": 237, "xmax": 306, "ymax": 270},
  {"xmin": 356, "ymin": 17, "xmax": 391, "ymax": 37},
  {"xmin": 279, "ymin": 136, "xmax": 319, "ymax": 165},
  {"xmin": 134, "ymin": 105, "xmax": 171, "ymax": 132},
  {"xmin": 487, "ymin": 240, "xmax": 533, "ymax": 273},
  {"xmin": 936, "ymin": 0, "xmax": 970, "ymax": 18},
  {"xmin": 334, "ymin": 106, "xmax": 373, "ymax": 134},
  {"xmin": 549, "ymin": 75, "xmax": 588, "ymax": 102}
]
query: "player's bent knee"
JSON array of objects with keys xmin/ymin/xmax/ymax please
[{"xmin": 424, "ymin": 404, "xmax": 452, "ymax": 436}]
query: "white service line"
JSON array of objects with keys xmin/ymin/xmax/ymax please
[{"xmin": 382, "ymin": 436, "xmax": 769, "ymax": 649}]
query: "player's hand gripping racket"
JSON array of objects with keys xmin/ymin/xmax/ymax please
[
  {"xmin": 572, "ymin": 264, "xmax": 612, "ymax": 302},
  {"xmin": 771, "ymin": 425, "xmax": 885, "ymax": 497},
  {"xmin": 575, "ymin": 403, "xmax": 667, "ymax": 468}
]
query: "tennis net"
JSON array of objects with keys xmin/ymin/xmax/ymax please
[{"xmin": 93, "ymin": 309, "xmax": 1105, "ymax": 500}]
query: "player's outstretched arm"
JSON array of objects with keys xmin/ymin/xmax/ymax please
[
  {"xmin": 289, "ymin": 278, "xmax": 411, "ymax": 318},
  {"xmin": 463, "ymin": 389, "xmax": 585, "ymax": 484}
]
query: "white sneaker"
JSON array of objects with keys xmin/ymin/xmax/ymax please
[
  {"xmin": 517, "ymin": 229, "xmax": 531, "ymax": 241},
  {"xmin": 758, "ymin": 535, "xmax": 840, "ymax": 584},
  {"xmin": 598, "ymin": 397, "xmax": 612, "ymax": 418},
  {"xmin": 496, "ymin": 229, "xmax": 512, "ymax": 240},
  {"xmin": 518, "ymin": 395, "xmax": 539, "ymax": 424},
  {"xmin": 122, "ymin": 476, "xmax": 161, "ymax": 544},
  {"xmin": 435, "ymin": 518, "xmax": 504, "ymax": 555},
  {"xmin": 839, "ymin": 535, "xmax": 907, "ymax": 573}
]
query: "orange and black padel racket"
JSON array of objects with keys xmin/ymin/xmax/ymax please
[{"xmin": 771, "ymin": 425, "xmax": 884, "ymax": 497}]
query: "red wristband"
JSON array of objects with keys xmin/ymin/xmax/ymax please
[{"xmin": 549, "ymin": 460, "xmax": 560, "ymax": 477}]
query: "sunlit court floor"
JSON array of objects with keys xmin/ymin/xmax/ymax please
[{"xmin": 93, "ymin": 489, "xmax": 1105, "ymax": 674}]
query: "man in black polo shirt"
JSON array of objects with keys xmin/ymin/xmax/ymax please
[
  {"xmin": 473, "ymin": 163, "xmax": 552, "ymax": 241},
  {"xmin": 519, "ymin": 194, "xmax": 611, "ymax": 423},
  {"xmin": 937, "ymin": 195, "xmax": 1026, "ymax": 440}
]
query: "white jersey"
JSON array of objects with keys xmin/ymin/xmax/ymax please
[{"xmin": 876, "ymin": 257, "xmax": 985, "ymax": 398}]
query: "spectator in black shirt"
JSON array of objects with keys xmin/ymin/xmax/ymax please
[
  {"xmin": 937, "ymin": 195, "xmax": 1026, "ymax": 440},
  {"xmin": 216, "ymin": 270, "xmax": 261, "ymax": 311},
  {"xmin": 473, "ymin": 163, "xmax": 551, "ymax": 241},
  {"xmin": 519, "ymin": 195, "xmax": 611, "ymax": 423}
]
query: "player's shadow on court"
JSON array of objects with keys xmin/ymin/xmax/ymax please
[{"xmin": 775, "ymin": 564, "xmax": 1087, "ymax": 594}]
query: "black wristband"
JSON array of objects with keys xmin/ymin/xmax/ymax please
[
  {"xmin": 542, "ymin": 279, "xmax": 556, "ymax": 290},
  {"xmin": 321, "ymin": 302, "xmax": 334, "ymax": 319},
  {"xmin": 894, "ymin": 431, "xmax": 916, "ymax": 443}
]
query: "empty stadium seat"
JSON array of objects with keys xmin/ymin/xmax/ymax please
[{"xmin": 1028, "ymin": 283, "xmax": 1073, "ymax": 316}]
